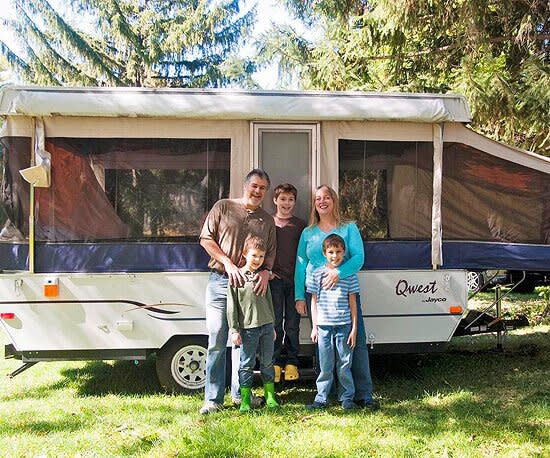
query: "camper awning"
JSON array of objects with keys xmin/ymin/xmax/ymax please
[{"xmin": 0, "ymin": 86, "xmax": 471, "ymax": 123}]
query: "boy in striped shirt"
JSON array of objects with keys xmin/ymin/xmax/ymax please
[{"xmin": 307, "ymin": 234, "xmax": 359, "ymax": 410}]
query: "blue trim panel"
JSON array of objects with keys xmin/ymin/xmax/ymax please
[
  {"xmin": 364, "ymin": 241, "xmax": 431, "ymax": 269},
  {"xmin": 0, "ymin": 241, "xmax": 548, "ymax": 273},
  {"xmin": 441, "ymin": 241, "xmax": 550, "ymax": 271},
  {"xmin": 0, "ymin": 244, "xmax": 28, "ymax": 271}
]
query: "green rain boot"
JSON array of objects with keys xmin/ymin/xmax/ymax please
[
  {"xmin": 239, "ymin": 386, "xmax": 252, "ymax": 413},
  {"xmin": 264, "ymin": 382, "xmax": 279, "ymax": 409}
]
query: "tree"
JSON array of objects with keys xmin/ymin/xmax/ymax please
[
  {"xmin": 1, "ymin": 0, "xmax": 256, "ymax": 87},
  {"xmin": 258, "ymin": 0, "xmax": 550, "ymax": 154}
]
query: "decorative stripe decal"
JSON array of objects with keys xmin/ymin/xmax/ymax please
[
  {"xmin": 0, "ymin": 299, "xmax": 186, "ymax": 315},
  {"xmin": 147, "ymin": 315, "xmax": 206, "ymax": 321}
]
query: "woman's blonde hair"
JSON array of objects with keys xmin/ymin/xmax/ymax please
[{"xmin": 309, "ymin": 185, "xmax": 343, "ymax": 228}]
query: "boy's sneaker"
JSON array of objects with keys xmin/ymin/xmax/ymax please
[
  {"xmin": 356, "ymin": 399, "xmax": 380, "ymax": 411},
  {"xmin": 199, "ymin": 401, "xmax": 223, "ymax": 415},
  {"xmin": 305, "ymin": 401, "xmax": 327, "ymax": 410},
  {"xmin": 342, "ymin": 400, "xmax": 358, "ymax": 410}
]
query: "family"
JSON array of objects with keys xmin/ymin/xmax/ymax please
[{"xmin": 199, "ymin": 169, "xmax": 379, "ymax": 414}]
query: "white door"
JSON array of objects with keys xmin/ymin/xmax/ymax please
[{"xmin": 252, "ymin": 123, "xmax": 319, "ymax": 221}]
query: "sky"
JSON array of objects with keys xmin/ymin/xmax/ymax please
[{"xmin": 0, "ymin": 0, "xmax": 309, "ymax": 88}]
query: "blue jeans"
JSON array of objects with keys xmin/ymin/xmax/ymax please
[
  {"xmin": 239, "ymin": 323, "xmax": 275, "ymax": 387},
  {"xmin": 315, "ymin": 324, "xmax": 354, "ymax": 404},
  {"xmin": 270, "ymin": 279, "xmax": 300, "ymax": 366},
  {"xmin": 204, "ymin": 271, "xmax": 240, "ymax": 404},
  {"xmin": 306, "ymin": 292, "xmax": 374, "ymax": 402}
]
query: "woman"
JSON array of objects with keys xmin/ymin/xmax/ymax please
[{"xmin": 295, "ymin": 185, "xmax": 379, "ymax": 410}]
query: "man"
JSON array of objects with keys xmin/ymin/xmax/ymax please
[{"xmin": 199, "ymin": 169, "xmax": 276, "ymax": 414}]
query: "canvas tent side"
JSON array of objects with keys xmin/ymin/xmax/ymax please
[{"xmin": 0, "ymin": 86, "xmax": 549, "ymax": 275}]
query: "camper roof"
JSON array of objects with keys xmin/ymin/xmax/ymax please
[{"xmin": 0, "ymin": 86, "xmax": 471, "ymax": 123}]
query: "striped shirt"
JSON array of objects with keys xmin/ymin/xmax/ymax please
[{"xmin": 308, "ymin": 266, "xmax": 360, "ymax": 325}]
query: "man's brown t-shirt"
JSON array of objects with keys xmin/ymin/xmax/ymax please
[{"xmin": 200, "ymin": 199, "xmax": 276, "ymax": 273}]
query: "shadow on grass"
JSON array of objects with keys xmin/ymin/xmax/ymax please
[
  {"xmin": 0, "ymin": 416, "xmax": 83, "ymax": 436},
  {"xmin": 1, "ymin": 357, "xmax": 161, "ymax": 401},
  {"xmin": 58, "ymin": 358, "xmax": 161, "ymax": 396}
]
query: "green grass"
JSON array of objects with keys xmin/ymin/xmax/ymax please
[{"xmin": 1, "ymin": 323, "xmax": 549, "ymax": 456}]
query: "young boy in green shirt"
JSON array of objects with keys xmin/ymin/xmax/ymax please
[{"xmin": 228, "ymin": 236, "xmax": 279, "ymax": 412}]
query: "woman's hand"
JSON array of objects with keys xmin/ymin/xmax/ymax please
[
  {"xmin": 232, "ymin": 332, "xmax": 242, "ymax": 346},
  {"xmin": 295, "ymin": 300, "xmax": 307, "ymax": 316},
  {"xmin": 347, "ymin": 327, "xmax": 357, "ymax": 349},
  {"xmin": 321, "ymin": 269, "xmax": 339, "ymax": 289}
]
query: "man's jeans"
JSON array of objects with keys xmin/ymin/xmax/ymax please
[
  {"xmin": 239, "ymin": 323, "xmax": 275, "ymax": 387},
  {"xmin": 204, "ymin": 271, "xmax": 240, "ymax": 404},
  {"xmin": 306, "ymin": 292, "xmax": 374, "ymax": 402},
  {"xmin": 314, "ymin": 324, "xmax": 354, "ymax": 404},
  {"xmin": 270, "ymin": 278, "xmax": 300, "ymax": 366}
]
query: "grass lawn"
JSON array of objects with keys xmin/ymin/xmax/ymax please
[{"xmin": 0, "ymin": 294, "xmax": 549, "ymax": 457}]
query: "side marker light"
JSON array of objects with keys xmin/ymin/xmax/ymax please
[
  {"xmin": 449, "ymin": 305, "xmax": 463, "ymax": 314},
  {"xmin": 44, "ymin": 277, "xmax": 59, "ymax": 297},
  {"xmin": 1, "ymin": 313, "xmax": 15, "ymax": 320}
]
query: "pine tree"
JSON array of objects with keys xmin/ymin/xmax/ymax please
[
  {"xmin": 1, "ymin": 0, "xmax": 256, "ymax": 87},
  {"xmin": 258, "ymin": 0, "xmax": 549, "ymax": 154}
]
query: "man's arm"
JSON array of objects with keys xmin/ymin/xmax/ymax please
[
  {"xmin": 200, "ymin": 238, "xmax": 244, "ymax": 287},
  {"xmin": 253, "ymin": 219, "xmax": 276, "ymax": 296}
]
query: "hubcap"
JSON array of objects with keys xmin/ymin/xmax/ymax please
[
  {"xmin": 170, "ymin": 344, "xmax": 207, "ymax": 390},
  {"xmin": 467, "ymin": 271, "xmax": 481, "ymax": 292}
]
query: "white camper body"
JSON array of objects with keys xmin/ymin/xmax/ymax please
[
  {"xmin": 1, "ymin": 87, "xmax": 548, "ymax": 392},
  {"xmin": 0, "ymin": 270, "xmax": 467, "ymax": 352}
]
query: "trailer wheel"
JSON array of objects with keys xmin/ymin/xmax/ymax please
[
  {"xmin": 467, "ymin": 271, "xmax": 483, "ymax": 292},
  {"xmin": 156, "ymin": 337, "xmax": 208, "ymax": 393}
]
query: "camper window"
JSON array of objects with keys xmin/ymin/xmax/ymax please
[
  {"xmin": 338, "ymin": 140, "xmax": 433, "ymax": 241},
  {"xmin": 35, "ymin": 138, "xmax": 230, "ymax": 242},
  {"xmin": 442, "ymin": 143, "xmax": 550, "ymax": 244},
  {"xmin": 0, "ymin": 137, "xmax": 30, "ymax": 242}
]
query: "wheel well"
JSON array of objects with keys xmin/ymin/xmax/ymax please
[{"xmin": 157, "ymin": 334, "xmax": 208, "ymax": 354}]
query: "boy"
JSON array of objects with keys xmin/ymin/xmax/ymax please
[
  {"xmin": 307, "ymin": 234, "xmax": 359, "ymax": 410},
  {"xmin": 228, "ymin": 236, "xmax": 279, "ymax": 412},
  {"xmin": 270, "ymin": 183, "xmax": 307, "ymax": 382}
]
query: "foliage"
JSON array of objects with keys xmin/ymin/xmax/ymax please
[
  {"xmin": 1, "ymin": 0, "xmax": 256, "ymax": 87},
  {"xmin": 259, "ymin": 0, "xmax": 550, "ymax": 154},
  {"xmin": 0, "ymin": 324, "xmax": 549, "ymax": 456},
  {"xmin": 538, "ymin": 286, "xmax": 550, "ymax": 321}
]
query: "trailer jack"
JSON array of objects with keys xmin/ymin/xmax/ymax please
[
  {"xmin": 455, "ymin": 281, "xmax": 530, "ymax": 343},
  {"xmin": 8, "ymin": 361, "xmax": 38, "ymax": 379}
]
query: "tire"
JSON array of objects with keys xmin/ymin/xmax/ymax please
[
  {"xmin": 467, "ymin": 271, "xmax": 483, "ymax": 292},
  {"xmin": 156, "ymin": 336, "xmax": 208, "ymax": 393}
]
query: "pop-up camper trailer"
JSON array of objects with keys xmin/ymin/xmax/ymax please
[{"xmin": 0, "ymin": 86, "xmax": 549, "ymax": 392}]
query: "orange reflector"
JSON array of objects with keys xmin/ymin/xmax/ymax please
[
  {"xmin": 1, "ymin": 312, "xmax": 15, "ymax": 320},
  {"xmin": 449, "ymin": 305, "xmax": 463, "ymax": 314},
  {"xmin": 44, "ymin": 284, "xmax": 59, "ymax": 297}
]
